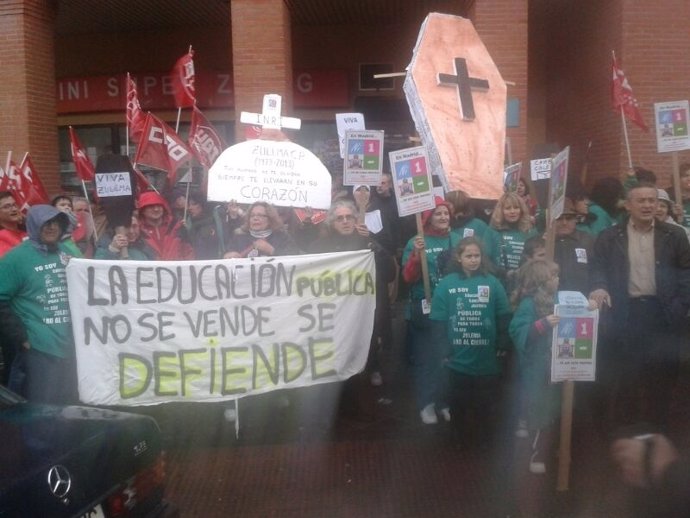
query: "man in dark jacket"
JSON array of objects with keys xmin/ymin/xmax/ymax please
[
  {"xmin": 590, "ymin": 183, "xmax": 690, "ymax": 429},
  {"xmin": 554, "ymin": 197, "xmax": 594, "ymax": 293}
]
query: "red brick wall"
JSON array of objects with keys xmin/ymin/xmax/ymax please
[
  {"xmin": 471, "ymin": 0, "xmax": 529, "ymax": 167},
  {"xmin": 0, "ymin": 0, "xmax": 60, "ymax": 193},
  {"xmin": 538, "ymin": 0, "xmax": 624, "ymax": 189},
  {"xmin": 540, "ymin": 0, "xmax": 690, "ymax": 190},
  {"xmin": 231, "ymin": 0, "xmax": 293, "ymax": 139},
  {"xmin": 621, "ymin": 0, "xmax": 690, "ymax": 188}
]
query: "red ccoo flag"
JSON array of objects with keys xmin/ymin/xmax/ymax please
[
  {"xmin": 611, "ymin": 55, "xmax": 648, "ymax": 132},
  {"xmin": 126, "ymin": 73, "xmax": 147, "ymax": 142},
  {"xmin": 18, "ymin": 154, "xmax": 50, "ymax": 205},
  {"xmin": 189, "ymin": 105, "xmax": 226, "ymax": 168},
  {"xmin": 69, "ymin": 126, "xmax": 96, "ymax": 182},
  {"xmin": 134, "ymin": 113, "xmax": 192, "ymax": 185},
  {"xmin": 171, "ymin": 48, "xmax": 195, "ymax": 108}
]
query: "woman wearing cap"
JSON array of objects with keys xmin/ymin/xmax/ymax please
[
  {"xmin": 402, "ymin": 196, "xmax": 461, "ymax": 424},
  {"xmin": 657, "ymin": 188, "xmax": 690, "ymax": 241}
]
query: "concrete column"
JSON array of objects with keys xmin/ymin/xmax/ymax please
[
  {"xmin": 0, "ymin": 0, "xmax": 59, "ymax": 192},
  {"xmin": 231, "ymin": 0, "xmax": 293, "ymax": 142}
]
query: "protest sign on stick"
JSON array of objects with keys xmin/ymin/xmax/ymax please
[{"xmin": 210, "ymin": 94, "xmax": 330, "ymax": 209}]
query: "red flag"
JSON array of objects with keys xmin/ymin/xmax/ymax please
[
  {"xmin": 188, "ymin": 106, "xmax": 226, "ymax": 168},
  {"xmin": 2, "ymin": 160, "xmax": 29, "ymax": 210},
  {"xmin": 134, "ymin": 113, "xmax": 192, "ymax": 184},
  {"xmin": 18, "ymin": 154, "xmax": 50, "ymax": 205},
  {"xmin": 69, "ymin": 126, "xmax": 96, "ymax": 182},
  {"xmin": 126, "ymin": 74, "xmax": 147, "ymax": 142},
  {"xmin": 171, "ymin": 49, "xmax": 195, "ymax": 108},
  {"xmin": 611, "ymin": 56, "xmax": 648, "ymax": 132},
  {"xmin": 0, "ymin": 166, "xmax": 7, "ymax": 191}
]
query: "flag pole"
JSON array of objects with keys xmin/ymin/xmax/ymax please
[
  {"xmin": 620, "ymin": 107, "xmax": 634, "ymax": 170},
  {"xmin": 80, "ymin": 179, "xmax": 99, "ymax": 242},
  {"xmin": 174, "ymin": 45, "xmax": 193, "ymax": 134},
  {"xmin": 126, "ymin": 73, "xmax": 131, "ymax": 157},
  {"xmin": 5, "ymin": 151, "xmax": 11, "ymax": 181}
]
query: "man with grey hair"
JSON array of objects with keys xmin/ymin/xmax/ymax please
[{"xmin": 590, "ymin": 183, "xmax": 690, "ymax": 430}]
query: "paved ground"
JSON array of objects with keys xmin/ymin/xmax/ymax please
[{"xmin": 157, "ymin": 304, "xmax": 690, "ymax": 517}]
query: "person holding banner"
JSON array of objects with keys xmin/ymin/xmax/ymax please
[
  {"xmin": 137, "ymin": 191, "xmax": 194, "ymax": 260},
  {"xmin": 590, "ymin": 183, "xmax": 690, "ymax": 430},
  {"xmin": 0, "ymin": 205, "xmax": 81, "ymax": 404},
  {"xmin": 184, "ymin": 191, "xmax": 223, "ymax": 260},
  {"xmin": 94, "ymin": 215, "xmax": 156, "ymax": 261},
  {"xmin": 224, "ymin": 201, "xmax": 299, "ymax": 259},
  {"xmin": 310, "ymin": 199, "xmax": 395, "ymax": 389},
  {"xmin": 402, "ymin": 197, "xmax": 460, "ymax": 425},
  {"xmin": 509, "ymin": 260, "xmax": 561, "ymax": 474},
  {"xmin": 430, "ymin": 236, "xmax": 512, "ymax": 448}
]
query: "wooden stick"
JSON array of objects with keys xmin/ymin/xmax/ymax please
[
  {"xmin": 672, "ymin": 151, "xmax": 682, "ymax": 208},
  {"xmin": 557, "ymin": 380, "xmax": 575, "ymax": 491},
  {"xmin": 415, "ymin": 213, "xmax": 432, "ymax": 304}
]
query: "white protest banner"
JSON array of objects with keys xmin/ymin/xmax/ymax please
[
  {"xmin": 66, "ymin": 251, "xmax": 376, "ymax": 406},
  {"xmin": 336, "ymin": 113, "xmax": 365, "ymax": 158},
  {"xmin": 207, "ymin": 139, "xmax": 332, "ymax": 209},
  {"xmin": 549, "ymin": 146, "xmax": 569, "ymax": 221},
  {"xmin": 551, "ymin": 291, "xmax": 598, "ymax": 382},
  {"xmin": 95, "ymin": 172, "xmax": 133, "ymax": 197},
  {"xmin": 654, "ymin": 100, "xmax": 690, "ymax": 153},
  {"xmin": 530, "ymin": 158, "xmax": 551, "ymax": 181},
  {"xmin": 343, "ymin": 130, "xmax": 384, "ymax": 186},
  {"xmin": 389, "ymin": 146, "xmax": 436, "ymax": 217}
]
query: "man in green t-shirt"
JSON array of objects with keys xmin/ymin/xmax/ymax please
[{"xmin": 0, "ymin": 205, "xmax": 81, "ymax": 404}]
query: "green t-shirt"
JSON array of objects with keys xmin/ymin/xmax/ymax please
[
  {"xmin": 452, "ymin": 219, "xmax": 502, "ymax": 267},
  {"xmin": 0, "ymin": 241, "xmax": 81, "ymax": 358},
  {"xmin": 430, "ymin": 272, "xmax": 511, "ymax": 376},
  {"xmin": 402, "ymin": 232, "xmax": 461, "ymax": 301},
  {"xmin": 496, "ymin": 228, "xmax": 537, "ymax": 271}
]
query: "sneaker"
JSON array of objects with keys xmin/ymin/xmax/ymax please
[
  {"xmin": 420, "ymin": 403, "xmax": 438, "ymax": 424},
  {"xmin": 529, "ymin": 429, "xmax": 546, "ymax": 474},
  {"xmin": 440, "ymin": 407, "xmax": 451, "ymax": 422},
  {"xmin": 515, "ymin": 419, "xmax": 529, "ymax": 438},
  {"xmin": 370, "ymin": 371, "xmax": 383, "ymax": 386},
  {"xmin": 529, "ymin": 450, "xmax": 546, "ymax": 474}
]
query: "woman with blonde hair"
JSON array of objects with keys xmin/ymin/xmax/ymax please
[{"xmin": 490, "ymin": 192, "xmax": 537, "ymax": 278}]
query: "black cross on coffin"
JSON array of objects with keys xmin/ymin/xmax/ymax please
[{"xmin": 437, "ymin": 57, "xmax": 489, "ymax": 121}]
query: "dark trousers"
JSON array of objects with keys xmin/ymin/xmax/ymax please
[
  {"xmin": 13, "ymin": 348, "xmax": 78, "ymax": 405},
  {"xmin": 611, "ymin": 297, "xmax": 680, "ymax": 430},
  {"xmin": 447, "ymin": 370, "xmax": 500, "ymax": 443}
]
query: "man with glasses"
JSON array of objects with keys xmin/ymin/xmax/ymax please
[{"xmin": 0, "ymin": 191, "xmax": 26, "ymax": 258}]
